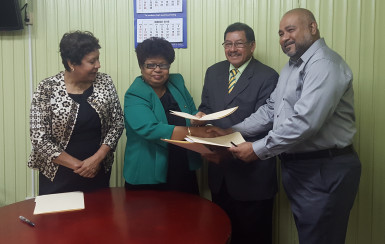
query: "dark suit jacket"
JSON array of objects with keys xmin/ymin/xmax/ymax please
[{"xmin": 199, "ymin": 58, "xmax": 279, "ymax": 201}]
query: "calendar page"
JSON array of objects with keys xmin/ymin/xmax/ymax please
[
  {"xmin": 134, "ymin": 0, "xmax": 187, "ymax": 48},
  {"xmin": 137, "ymin": 18, "xmax": 183, "ymax": 43},
  {"xmin": 136, "ymin": 0, "xmax": 183, "ymax": 13}
]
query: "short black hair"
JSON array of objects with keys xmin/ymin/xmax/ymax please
[
  {"xmin": 59, "ymin": 31, "xmax": 101, "ymax": 71},
  {"xmin": 135, "ymin": 37, "xmax": 175, "ymax": 67},
  {"xmin": 224, "ymin": 22, "xmax": 255, "ymax": 42}
]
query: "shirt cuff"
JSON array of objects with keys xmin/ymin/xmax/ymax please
[
  {"xmin": 231, "ymin": 123, "xmax": 243, "ymax": 133},
  {"xmin": 252, "ymin": 139, "xmax": 274, "ymax": 160}
]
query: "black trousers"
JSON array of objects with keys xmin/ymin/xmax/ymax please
[
  {"xmin": 281, "ymin": 151, "xmax": 361, "ymax": 244},
  {"xmin": 212, "ymin": 182, "xmax": 274, "ymax": 244}
]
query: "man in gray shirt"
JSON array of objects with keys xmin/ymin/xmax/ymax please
[{"xmin": 211, "ymin": 8, "xmax": 361, "ymax": 244}]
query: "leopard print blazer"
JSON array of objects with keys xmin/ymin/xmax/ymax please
[{"xmin": 28, "ymin": 72, "xmax": 124, "ymax": 181}]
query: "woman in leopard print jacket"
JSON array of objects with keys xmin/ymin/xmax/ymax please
[{"xmin": 28, "ymin": 31, "xmax": 124, "ymax": 194}]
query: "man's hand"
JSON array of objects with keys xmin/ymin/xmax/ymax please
[
  {"xmin": 206, "ymin": 126, "xmax": 234, "ymax": 137},
  {"xmin": 190, "ymin": 111, "xmax": 207, "ymax": 127},
  {"xmin": 228, "ymin": 142, "xmax": 259, "ymax": 162},
  {"xmin": 202, "ymin": 148, "xmax": 232, "ymax": 164}
]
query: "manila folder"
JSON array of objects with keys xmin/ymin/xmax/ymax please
[{"xmin": 34, "ymin": 191, "xmax": 85, "ymax": 215}]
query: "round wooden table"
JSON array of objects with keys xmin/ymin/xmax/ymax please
[{"xmin": 0, "ymin": 187, "xmax": 231, "ymax": 244}]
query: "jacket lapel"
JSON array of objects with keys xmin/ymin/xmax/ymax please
[
  {"xmin": 218, "ymin": 68, "xmax": 230, "ymax": 104},
  {"xmin": 224, "ymin": 59, "xmax": 255, "ymax": 106}
]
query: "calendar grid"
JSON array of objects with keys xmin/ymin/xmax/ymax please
[{"xmin": 134, "ymin": 0, "xmax": 187, "ymax": 48}]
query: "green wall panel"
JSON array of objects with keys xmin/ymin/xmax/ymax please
[
  {"xmin": 372, "ymin": 0, "xmax": 385, "ymax": 243},
  {"xmin": 0, "ymin": 0, "xmax": 384, "ymax": 243}
]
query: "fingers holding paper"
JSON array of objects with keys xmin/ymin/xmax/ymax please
[
  {"xmin": 190, "ymin": 111, "xmax": 207, "ymax": 127},
  {"xmin": 194, "ymin": 111, "xmax": 206, "ymax": 119},
  {"xmin": 228, "ymin": 142, "xmax": 259, "ymax": 163}
]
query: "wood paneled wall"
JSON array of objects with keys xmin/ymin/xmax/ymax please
[{"xmin": 1, "ymin": 0, "xmax": 384, "ymax": 243}]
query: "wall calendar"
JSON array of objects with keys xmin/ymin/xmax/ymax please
[{"xmin": 134, "ymin": 0, "xmax": 187, "ymax": 48}]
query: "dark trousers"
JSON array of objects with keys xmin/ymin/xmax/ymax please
[
  {"xmin": 212, "ymin": 182, "xmax": 274, "ymax": 244},
  {"xmin": 281, "ymin": 151, "xmax": 361, "ymax": 244}
]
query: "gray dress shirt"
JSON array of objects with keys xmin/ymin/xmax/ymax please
[{"xmin": 233, "ymin": 38, "xmax": 356, "ymax": 159}]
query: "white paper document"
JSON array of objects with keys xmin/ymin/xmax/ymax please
[
  {"xmin": 34, "ymin": 191, "xmax": 85, "ymax": 215},
  {"xmin": 186, "ymin": 132, "xmax": 245, "ymax": 147},
  {"xmin": 170, "ymin": 106, "xmax": 238, "ymax": 121},
  {"xmin": 162, "ymin": 132, "xmax": 245, "ymax": 154},
  {"xmin": 162, "ymin": 138, "xmax": 215, "ymax": 154}
]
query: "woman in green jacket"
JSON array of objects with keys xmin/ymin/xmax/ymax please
[{"xmin": 123, "ymin": 37, "xmax": 213, "ymax": 194}]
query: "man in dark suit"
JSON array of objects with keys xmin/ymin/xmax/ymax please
[{"xmin": 195, "ymin": 23, "xmax": 279, "ymax": 244}]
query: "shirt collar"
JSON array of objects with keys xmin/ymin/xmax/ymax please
[
  {"xmin": 289, "ymin": 38, "xmax": 326, "ymax": 66},
  {"xmin": 229, "ymin": 57, "xmax": 253, "ymax": 74}
]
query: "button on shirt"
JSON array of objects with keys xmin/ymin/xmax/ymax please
[{"xmin": 232, "ymin": 38, "xmax": 356, "ymax": 159}]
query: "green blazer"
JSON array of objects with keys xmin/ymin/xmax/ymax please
[{"xmin": 123, "ymin": 74, "xmax": 201, "ymax": 184}]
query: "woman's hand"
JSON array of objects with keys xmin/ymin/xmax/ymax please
[
  {"xmin": 53, "ymin": 151, "xmax": 83, "ymax": 170},
  {"xmin": 74, "ymin": 144, "xmax": 111, "ymax": 178},
  {"xmin": 74, "ymin": 155, "xmax": 102, "ymax": 178}
]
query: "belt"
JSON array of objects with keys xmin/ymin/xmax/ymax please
[{"xmin": 278, "ymin": 145, "xmax": 354, "ymax": 161}]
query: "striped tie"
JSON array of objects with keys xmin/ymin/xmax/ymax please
[{"xmin": 228, "ymin": 69, "xmax": 239, "ymax": 93}]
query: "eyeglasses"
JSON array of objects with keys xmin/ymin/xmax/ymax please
[
  {"xmin": 222, "ymin": 41, "xmax": 250, "ymax": 49},
  {"xmin": 144, "ymin": 63, "xmax": 170, "ymax": 70}
]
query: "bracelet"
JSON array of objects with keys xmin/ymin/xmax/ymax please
[{"xmin": 187, "ymin": 126, "xmax": 192, "ymax": 136}]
